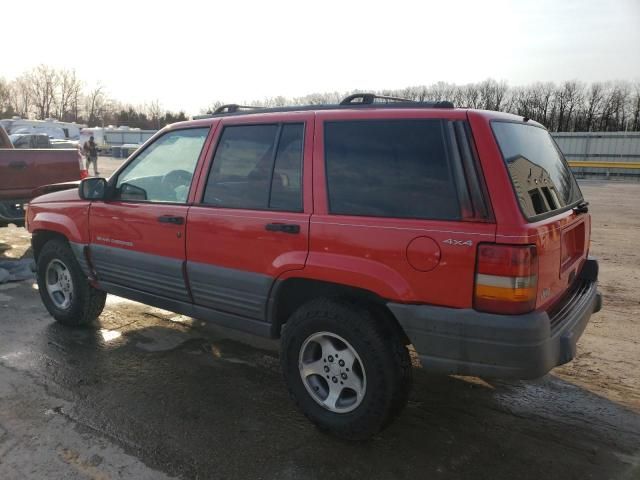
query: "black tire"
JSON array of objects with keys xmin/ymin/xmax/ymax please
[
  {"xmin": 281, "ymin": 297, "xmax": 412, "ymax": 440},
  {"xmin": 37, "ymin": 238, "xmax": 106, "ymax": 326}
]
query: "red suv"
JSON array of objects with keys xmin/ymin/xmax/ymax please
[{"xmin": 27, "ymin": 94, "xmax": 602, "ymax": 439}]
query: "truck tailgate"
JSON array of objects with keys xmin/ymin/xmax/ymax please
[{"xmin": 0, "ymin": 149, "xmax": 81, "ymax": 199}]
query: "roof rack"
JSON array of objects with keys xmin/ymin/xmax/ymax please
[
  {"xmin": 192, "ymin": 93, "xmax": 454, "ymax": 119},
  {"xmin": 213, "ymin": 104, "xmax": 264, "ymax": 114},
  {"xmin": 339, "ymin": 93, "xmax": 414, "ymax": 105}
]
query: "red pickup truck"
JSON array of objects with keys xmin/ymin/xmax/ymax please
[
  {"xmin": 0, "ymin": 126, "xmax": 87, "ymax": 226},
  {"xmin": 26, "ymin": 95, "xmax": 601, "ymax": 439}
]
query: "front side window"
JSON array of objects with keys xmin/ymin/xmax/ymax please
[
  {"xmin": 203, "ymin": 123, "xmax": 304, "ymax": 211},
  {"xmin": 115, "ymin": 128, "xmax": 208, "ymax": 203},
  {"xmin": 324, "ymin": 119, "xmax": 460, "ymax": 220}
]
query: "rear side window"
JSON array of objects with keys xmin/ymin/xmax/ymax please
[
  {"xmin": 324, "ymin": 119, "xmax": 459, "ymax": 220},
  {"xmin": 203, "ymin": 123, "xmax": 303, "ymax": 211},
  {"xmin": 492, "ymin": 122, "xmax": 583, "ymax": 220}
]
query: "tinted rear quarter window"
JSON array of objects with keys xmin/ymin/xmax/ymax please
[
  {"xmin": 324, "ymin": 119, "xmax": 459, "ymax": 220},
  {"xmin": 492, "ymin": 122, "xmax": 583, "ymax": 220}
]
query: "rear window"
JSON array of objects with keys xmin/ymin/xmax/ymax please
[
  {"xmin": 324, "ymin": 119, "xmax": 460, "ymax": 220},
  {"xmin": 492, "ymin": 122, "xmax": 583, "ymax": 220}
]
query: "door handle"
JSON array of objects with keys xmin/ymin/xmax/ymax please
[
  {"xmin": 265, "ymin": 223, "xmax": 300, "ymax": 234},
  {"xmin": 158, "ymin": 215, "xmax": 184, "ymax": 225},
  {"xmin": 9, "ymin": 161, "xmax": 27, "ymax": 170}
]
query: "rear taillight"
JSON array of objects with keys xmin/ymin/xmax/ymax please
[{"xmin": 474, "ymin": 244, "xmax": 538, "ymax": 314}]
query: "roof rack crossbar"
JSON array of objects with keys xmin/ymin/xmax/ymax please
[
  {"xmin": 213, "ymin": 104, "xmax": 265, "ymax": 114},
  {"xmin": 340, "ymin": 93, "xmax": 415, "ymax": 105}
]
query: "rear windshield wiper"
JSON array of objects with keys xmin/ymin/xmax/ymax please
[{"xmin": 573, "ymin": 201, "xmax": 589, "ymax": 214}]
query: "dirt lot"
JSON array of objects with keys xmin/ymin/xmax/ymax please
[
  {"xmin": 0, "ymin": 180, "xmax": 638, "ymax": 479},
  {"xmin": 554, "ymin": 181, "xmax": 640, "ymax": 411}
]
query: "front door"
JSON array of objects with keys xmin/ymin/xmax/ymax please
[
  {"xmin": 89, "ymin": 127, "xmax": 210, "ymax": 303},
  {"xmin": 186, "ymin": 114, "xmax": 313, "ymax": 322}
]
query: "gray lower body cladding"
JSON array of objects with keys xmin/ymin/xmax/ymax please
[
  {"xmin": 90, "ymin": 244, "xmax": 190, "ymax": 303},
  {"xmin": 83, "ymin": 244, "xmax": 273, "ymax": 335},
  {"xmin": 186, "ymin": 261, "xmax": 271, "ymax": 321},
  {"xmin": 98, "ymin": 280, "xmax": 272, "ymax": 337}
]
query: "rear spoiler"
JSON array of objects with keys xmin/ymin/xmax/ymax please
[{"xmin": 31, "ymin": 180, "xmax": 81, "ymax": 198}]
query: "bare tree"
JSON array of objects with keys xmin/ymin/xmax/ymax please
[
  {"xmin": 85, "ymin": 85, "xmax": 106, "ymax": 126},
  {"xmin": 511, "ymin": 86, "xmax": 533, "ymax": 119},
  {"xmin": 56, "ymin": 70, "xmax": 81, "ymax": 121},
  {"xmin": 457, "ymin": 84, "xmax": 481, "ymax": 108},
  {"xmin": 426, "ymin": 82, "xmax": 457, "ymax": 102},
  {"xmin": 28, "ymin": 65, "xmax": 59, "ymax": 119},
  {"xmin": 6, "ymin": 64, "xmax": 640, "ymax": 132},
  {"xmin": 554, "ymin": 81, "xmax": 583, "ymax": 132},
  {"xmin": 530, "ymin": 82, "xmax": 555, "ymax": 126},
  {"xmin": 477, "ymin": 79, "xmax": 508, "ymax": 111},
  {"xmin": 8, "ymin": 75, "xmax": 32, "ymax": 117},
  {"xmin": 69, "ymin": 78, "xmax": 83, "ymax": 122},
  {"xmin": 599, "ymin": 82, "xmax": 630, "ymax": 131},
  {"xmin": 146, "ymin": 99, "xmax": 163, "ymax": 129},
  {"xmin": 582, "ymin": 82, "xmax": 603, "ymax": 131}
]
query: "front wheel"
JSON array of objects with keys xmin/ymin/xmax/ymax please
[
  {"xmin": 37, "ymin": 239, "xmax": 106, "ymax": 326},
  {"xmin": 281, "ymin": 298, "xmax": 412, "ymax": 440}
]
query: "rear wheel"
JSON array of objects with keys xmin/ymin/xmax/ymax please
[
  {"xmin": 37, "ymin": 239, "xmax": 106, "ymax": 326},
  {"xmin": 281, "ymin": 298, "xmax": 412, "ymax": 440}
]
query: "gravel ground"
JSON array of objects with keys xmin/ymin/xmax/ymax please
[
  {"xmin": 0, "ymin": 180, "xmax": 638, "ymax": 479},
  {"xmin": 92, "ymin": 155, "xmax": 124, "ymax": 178},
  {"xmin": 554, "ymin": 181, "xmax": 640, "ymax": 411}
]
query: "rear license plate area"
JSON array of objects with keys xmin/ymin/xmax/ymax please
[{"xmin": 561, "ymin": 221, "xmax": 586, "ymax": 275}]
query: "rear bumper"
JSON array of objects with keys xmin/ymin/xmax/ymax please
[
  {"xmin": 388, "ymin": 258, "xmax": 602, "ymax": 379},
  {"xmin": 0, "ymin": 199, "xmax": 28, "ymax": 224}
]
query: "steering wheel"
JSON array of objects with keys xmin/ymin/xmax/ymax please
[
  {"xmin": 160, "ymin": 169, "xmax": 193, "ymax": 202},
  {"xmin": 161, "ymin": 169, "xmax": 192, "ymax": 189}
]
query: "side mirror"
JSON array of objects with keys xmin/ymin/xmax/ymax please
[{"xmin": 79, "ymin": 177, "xmax": 107, "ymax": 200}]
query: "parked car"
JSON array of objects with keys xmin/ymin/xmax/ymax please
[
  {"xmin": 0, "ymin": 126, "xmax": 87, "ymax": 227},
  {"xmin": 0, "ymin": 117, "xmax": 85, "ymax": 140},
  {"xmin": 10, "ymin": 133, "xmax": 78, "ymax": 149},
  {"xmin": 26, "ymin": 94, "xmax": 602, "ymax": 439}
]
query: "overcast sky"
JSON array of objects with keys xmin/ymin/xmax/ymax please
[{"xmin": 3, "ymin": 0, "xmax": 639, "ymax": 114}]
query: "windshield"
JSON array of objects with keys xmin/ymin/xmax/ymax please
[{"xmin": 492, "ymin": 121, "xmax": 583, "ymax": 220}]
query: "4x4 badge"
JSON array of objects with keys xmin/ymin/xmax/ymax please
[{"xmin": 443, "ymin": 239, "xmax": 473, "ymax": 247}]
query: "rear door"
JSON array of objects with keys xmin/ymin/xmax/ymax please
[
  {"xmin": 309, "ymin": 110, "xmax": 496, "ymax": 308},
  {"xmin": 186, "ymin": 113, "xmax": 313, "ymax": 322},
  {"xmin": 89, "ymin": 127, "xmax": 209, "ymax": 302}
]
